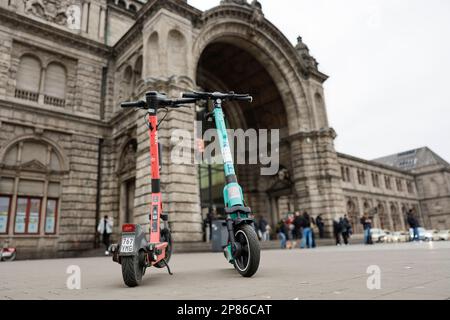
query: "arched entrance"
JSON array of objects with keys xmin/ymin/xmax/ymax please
[
  {"xmin": 347, "ymin": 200, "xmax": 361, "ymax": 234},
  {"xmin": 195, "ymin": 40, "xmax": 291, "ymax": 226}
]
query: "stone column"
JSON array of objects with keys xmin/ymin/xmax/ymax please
[
  {"xmin": 38, "ymin": 67, "xmax": 46, "ymax": 104},
  {"xmin": 98, "ymin": 7, "xmax": 106, "ymax": 40},
  {"xmin": 81, "ymin": 1, "xmax": 90, "ymax": 33},
  {"xmin": 289, "ymin": 129, "xmax": 346, "ymax": 237}
]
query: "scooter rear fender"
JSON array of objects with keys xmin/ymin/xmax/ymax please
[{"xmin": 118, "ymin": 224, "xmax": 148, "ymax": 258}]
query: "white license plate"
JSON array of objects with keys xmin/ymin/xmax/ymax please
[{"xmin": 120, "ymin": 237, "xmax": 135, "ymax": 253}]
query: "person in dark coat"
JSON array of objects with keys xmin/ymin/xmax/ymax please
[
  {"xmin": 293, "ymin": 211, "xmax": 303, "ymax": 243},
  {"xmin": 316, "ymin": 214, "xmax": 325, "ymax": 238},
  {"xmin": 300, "ymin": 212, "xmax": 313, "ymax": 249},
  {"xmin": 333, "ymin": 218, "xmax": 342, "ymax": 245},
  {"xmin": 360, "ymin": 213, "xmax": 373, "ymax": 245},
  {"xmin": 406, "ymin": 210, "xmax": 420, "ymax": 241},
  {"xmin": 340, "ymin": 217, "xmax": 351, "ymax": 245},
  {"xmin": 276, "ymin": 219, "xmax": 288, "ymax": 249}
]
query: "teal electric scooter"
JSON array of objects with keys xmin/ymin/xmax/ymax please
[{"xmin": 183, "ymin": 91, "xmax": 261, "ymax": 277}]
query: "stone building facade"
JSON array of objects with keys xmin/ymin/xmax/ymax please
[{"xmin": 0, "ymin": 0, "xmax": 448, "ymax": 258}]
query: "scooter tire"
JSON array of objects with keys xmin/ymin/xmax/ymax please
[
  {"xmin": 121, "ymin": 252, "xmax": 145, "ymax": 287},
  {"xmin": 234, "ymin": 224, "xmax": 260, "ymax": 278}
]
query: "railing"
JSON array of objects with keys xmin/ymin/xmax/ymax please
[
  {"xmin": 15, "ymin": 89, "xmax": 39, "ymax": 102},
  {"xmin": 44, "ymin": 95, "xmax": 66, "ymax": 107}
]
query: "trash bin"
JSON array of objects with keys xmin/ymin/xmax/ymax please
[{"xmin": 211, "ymin": 220, "xmax": 229, "ymax": 252}]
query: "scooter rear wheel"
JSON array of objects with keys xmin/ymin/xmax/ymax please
[
  {"xmin": 234, "ymin": 224, "xmax": 260, "ymax": 278},
  {"xmin": 121, "ymin": 251, "xmax": 145, "ymax": 287}
]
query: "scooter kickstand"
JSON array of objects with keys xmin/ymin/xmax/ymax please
[{"xmin": 162, "ymin": 259, "xmax": 173, "ymax": 275}]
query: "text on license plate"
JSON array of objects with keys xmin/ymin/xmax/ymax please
[{"xmin": 120, "ymin": 237, "xmax": 135, "ymax": 253}]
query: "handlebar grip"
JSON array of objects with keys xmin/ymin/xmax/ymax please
[
  {"xmin": 121, "ymin": 101, "xmax": 146, "ymax": 109},
  {"xmin": 235, "ymin": 96, "xmax": 253, "ymax": 103},
  {"xmin": 182, "ymin": 92, "xmax": 198, "ymax": 99}
]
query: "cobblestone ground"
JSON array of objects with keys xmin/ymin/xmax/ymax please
[{"xmin": 1, "ymin": 242, "xmax": 449, "ymax": 300}]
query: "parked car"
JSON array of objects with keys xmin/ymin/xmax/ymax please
[
  {"xmin": 436, "ymin": 230, "xmax": 450, "ymax": 241},
  {"xmin": 390, "ymin": 231, "xmax": 409, "ymax": 243},
  {"xmin": 370, "ymin": 228, "xmax": 387, "ymax": 243},
  {"xmin": 409, "ymin": 228, "xmax": 434, "ymax": 241}
]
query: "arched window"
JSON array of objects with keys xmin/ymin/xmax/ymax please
[
  {"xmin": 44, "ymin": 62, "xmax": 67, "ymax": 107},
  {"xmin": 167, "ymin": 29, "xmax": 188, "ymax": 76},
  {"xmin": 129, "ymin": 4, "xmax": 137, "ymax": 12},
  {"xmin": 314, "ymin": 93, "xmax": 329, "ymax": 129},
  {"xmin": 0, "ymin": 138, "xmax": 66, "ymax": 235},
  {"xmin": 118, "ymin": 0, "xmax": 126, "ymax": 9},
  {"xmin": 15, "ymin": 55, "xmax": 41, "ymax": 102},
  {"xmin": 134, "ymin": 56, "xmax": 143, "ymax": 90},
  {"xmin": 147, "ymin": 32, "xmax": 160, "ymax": 76},
  {"xmin": 123, "ymin": 66, "xmax": 133, "ymax": 99}
]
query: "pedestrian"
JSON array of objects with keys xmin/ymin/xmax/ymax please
[
  {"xmin": 257, "ymin": 216, "xmax": 269, "ymax": 242},
  {"xmin": 360, "ymin": 212, "xmax": 373, "ymax": 245},
  {"xmin": 300, "ymin": 211, "xmax": 313, "ymax": 249},
  {"xmin": 316, "ymin": 214, "xmax": 325, "ymax": 238},
  {"xmin": 293, "ymin": 211, "xmax": 303, "ymax": 247},
  {"xmin": 276, "ymin": 219, "xmax": 288, "ymax": 249},
  {"xmin": 340, "ymin": 217, "xmax": 350, "ymax": 245},
  {"xmin": 333, "ymin": 218, "xmax": 342, "ymax": 246},
  {"xmin": 265, "ymin": 224, "xmax": 272, "ymax": 241},
  {"xmin": 286, "ymin": 213, "xmax": 295, "ymax": 249},
  {"xmin": 97, "ymin": 215, "xmax": 113, "ymax": 255},
  {"xmin": 406, "ymin": 210, "xmax": 420, "ymax": 241}
]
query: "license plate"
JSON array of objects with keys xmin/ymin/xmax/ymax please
[{"xmin": 120, "ymin": 237, "xmax": 135, "ymax": 253}]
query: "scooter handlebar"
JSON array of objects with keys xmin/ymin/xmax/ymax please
[
  {"xmin": 182, "ymin": 91, "xmax": 253, "ymax": 103},
  {"xmin": 121, "ymin": 101, "xmax": 147, "ymax": 109}
]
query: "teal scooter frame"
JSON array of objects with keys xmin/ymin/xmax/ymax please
[{"xmin": 183, "ymin": 91, "xmax": 261, "ymax": 278}]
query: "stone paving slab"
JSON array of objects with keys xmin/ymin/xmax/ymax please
[{"xmin": 1, "ymin": 242, "xmax": 449, "ymax": 300}]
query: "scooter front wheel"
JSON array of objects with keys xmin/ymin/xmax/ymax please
[
  {"xmin": 234, "ymin": 224, "xmax": 260, "ymax": 278},
  {"xmin": 121, "ymin": 251, "xmax": 145, "ymax": 287}
]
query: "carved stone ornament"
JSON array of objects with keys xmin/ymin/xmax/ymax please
[{"xmin": 23, "ymin": 0, "xmax": 81, "ymax": 29}]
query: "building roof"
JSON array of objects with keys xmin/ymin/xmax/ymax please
[{"xmin": 372, "ymin": 147, "xmax": 450, "ymax": 171}]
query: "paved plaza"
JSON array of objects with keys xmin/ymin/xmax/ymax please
[{"xmin": 1, "ymin": 242, "xmax": 449, "ymax": 300}]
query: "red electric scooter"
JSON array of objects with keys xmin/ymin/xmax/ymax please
[{"xmin": 110, "ymin": 91, "xmax": 197, "ymax": 287}]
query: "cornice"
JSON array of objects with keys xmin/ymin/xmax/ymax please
[{"xmin": 0, "ymin": 7, "xmax": 112, "ymax": 58}]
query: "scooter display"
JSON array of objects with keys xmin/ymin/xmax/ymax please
[
  {"xmin": 110, "ymin": 91, "xmax": 197, "ymax": 287},
  {"xmin": 182, "ymin": 91, "xmax": 261, "ymax": 278}
]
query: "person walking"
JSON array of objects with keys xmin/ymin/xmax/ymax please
[
  {"xmin": 97, "ymin": 215, "xmax": 113, "ymax": 255},
  {"xmin": 300, "ymin": 211, "xmax": 313, "ymax": 249},
  {"xmin": 316, "ymin": 214, "xmax": 325, "ymax": 238},
  {"xmin": 293, "ymin": 211, "xmax": 303, "ymax": 247},
  {"xmin": 340, "ymin": 217, "xmax": 350, "ymax": 245},
  {"xmin": 333, "ymin": 218, "xmax": 342, "ymax": 246},
  {"xmin": 360, "ymin": 213, "xmax": 373, "ymax": 245},
  {"xmin": 406, "ymin": 210, "xmax": 420, "ymax": 241},
  {"xmin": 276, "ymin": 219, "xmax": 288, "ymax": 249},
  {"xmin": 258, "ymin": 216, "xmax": 269, "ymax": 242}
]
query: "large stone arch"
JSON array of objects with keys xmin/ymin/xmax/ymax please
[{"xmin": 192, "ymin": 19, "xmax": 312, "ymax": 134}]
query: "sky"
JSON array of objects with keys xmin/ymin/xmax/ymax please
[{"xmin": 188, "ymin": 0, "xmax": 450, "ymax": 162}]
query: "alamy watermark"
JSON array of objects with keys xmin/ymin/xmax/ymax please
[
  {"xmin": 66, "ymin": 265, "xmax": 81, "ymax": 290},
  {"xmin": 366, "ymin": 265, "xmax": 381, "ymax": 290},
  {"xmin": 170, "ymin": 121, "xmax": 280, "ymax": 176}
]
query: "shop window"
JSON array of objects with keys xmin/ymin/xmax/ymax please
[
  {"xmin": 45, "ymin": 198, "xmax": 58, "ymax": 234},
  {"xmin": 14, "ymin": 197, "xmax": 41, "ymax": 234}
]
